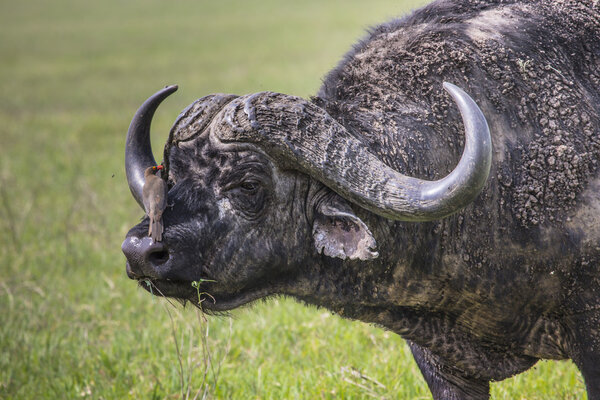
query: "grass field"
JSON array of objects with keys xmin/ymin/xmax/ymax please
[{"xmin": 0, "ymin": 0, "xmax": 587, "ymax": 398}]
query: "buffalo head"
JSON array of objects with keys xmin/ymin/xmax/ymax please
[{"xmin": 121, "ymin": 84, "xmax": 491, "ymax": 312}]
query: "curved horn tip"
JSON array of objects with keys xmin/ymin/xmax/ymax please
[
  {"xmin": 442, "ymin": 81, "xmax": 466, "ymax": 98},
  {"xmin": 125, "ymin": 84, "xmax": 179, "ymax": 210}
]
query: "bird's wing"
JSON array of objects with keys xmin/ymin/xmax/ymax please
[
  {"xmin": 157, "ymin": 180, "xmax": 168, "ymax": 211},
  {"xmin": 145, "ymin": 176, "xmax": 168, "ymax": 216}
]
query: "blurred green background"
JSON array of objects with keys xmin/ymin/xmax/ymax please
[{"xmin": 0, "ymin": 0, "xmax": 586, "ymax": 398}]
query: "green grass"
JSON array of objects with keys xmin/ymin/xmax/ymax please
[{"xmin": 0, "ymin": 0, "xmax": 586, "ymax": 398}]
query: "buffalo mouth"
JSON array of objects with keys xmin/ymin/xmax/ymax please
[
  {"xmin": 134, "ymin": 276, "xmax": 272, "ymax": 313},
  {"xmin": 123, "ymin": 236, "xmax": 273, "ymax": 312},
  {"xmin": 136, "ymin": 277, "xmax": 195, "ymax": 300}
]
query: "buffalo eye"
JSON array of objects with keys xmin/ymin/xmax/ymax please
[
  {"xmin": 226, "ymin": 179, "xmax": 268, "ymax": 218},
  {"xmin": 239, "ymin": 181, "xmax": 259, "ymax": 194}
]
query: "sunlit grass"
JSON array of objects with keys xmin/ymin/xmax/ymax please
[{"xmin": 0, "ymin": 0, "xmax": 586, "ymax": 398}]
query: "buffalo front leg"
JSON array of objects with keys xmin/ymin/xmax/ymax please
[
  {"xmin": 408, "ymin": 341, "xmax": 490, "ymax": 400},
  {"xmin": 567, "ymin": 310, "xmax": 600, "ymax": 399}
]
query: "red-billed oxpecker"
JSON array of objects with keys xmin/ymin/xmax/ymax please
[{"xmin": 142, "ymin": 165, "xmax": 167, "ymax": 242}]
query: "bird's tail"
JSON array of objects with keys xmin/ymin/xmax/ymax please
[{"xmin": 150, "ymin": 218, "xmax": 163, "ymax": 242}]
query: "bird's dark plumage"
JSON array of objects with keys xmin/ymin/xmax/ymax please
[{"xmin": 142, "ymin": 166, "xmax": 168, "ymax": 242}]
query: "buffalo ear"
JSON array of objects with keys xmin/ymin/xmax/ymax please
[{"xmin": 312, "ymin": 196, "xmax": 379, "ymax": 261}]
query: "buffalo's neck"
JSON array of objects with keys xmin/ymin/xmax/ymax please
[
  {"xmin": 287, "ymin": 207, "xmax": 564, "ymax": 336},
  {"xmin": 289, "ymin": 215, "xmax": 447, "ymax": 323},
  {"xmin": 286, "ymin": 216, "xmax": 568, "ymax": 379},
  {"xmin": 289, "ymin": 100, "xmax": 467, "ymax": 314}
]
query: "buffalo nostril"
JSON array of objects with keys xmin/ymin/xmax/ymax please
[
  {"xmin": 122, "ymin": 236, "xmax": 170, "ymax": 279},
  {"xmin": 147, "ymin": 245, "xmax": 170, "ymax": 266}
]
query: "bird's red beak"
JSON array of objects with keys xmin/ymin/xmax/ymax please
[{"xmin": 157, "ymin": 165, "xmax": 164, "ymax": 170}]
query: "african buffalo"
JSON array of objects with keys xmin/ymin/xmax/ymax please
[{"xmin": 121, "ymin": 0, "xmax": 600, "ymax": 398}]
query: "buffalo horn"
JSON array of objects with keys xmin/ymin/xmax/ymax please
[
  {"xmin": 125, "ymin": 85, "xmax": 178, "ymax": 210},
  {"xmin": 214, "ymin": 82, "xmax": 491, "ymax": 221}
]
